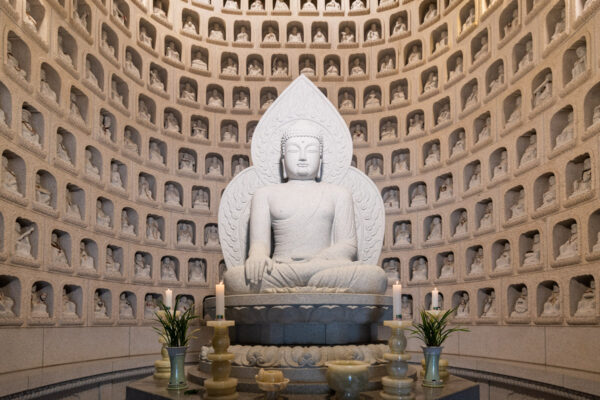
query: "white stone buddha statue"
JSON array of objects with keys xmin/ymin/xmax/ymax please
[
  {"xmin": 574, "ymin": 281, "xmax": 595, "ymax": 317},
  {"xmin": 455, "ymin": 211, "xmax": 468, "ymax": 236},
  {"xmin": 425, "ymin": 143, "xmax": 440, "ymax": 166},
  {"xmin": 250, "ymin": 0, "xmax": 264, "ymax": 9},
  {"xmin": 34, "ymin": 174, "xmax": 51, "ymax": 206},
  {"xmin": 236, "ymin": 26, "xmax": 249, "ymax": 43},
  {"xmin": 85, "ymin": 59, "xmax": 99, "ymax": 88},
  {"xmin": 263, "ymin": 27, "xmax": 278, "ymax": 43},
  {"xmin": 555, "ymin": 111, "xmax": 574, "ymax": 148},
  {"xmin": 50, "ymin": 233, "xmax": 68, "ymax": 266},
  {"xmin": 592, "ymin": 232, "xmax": 600, "ymax": 253},
  {"xmin": 326, "ymin": 0, "xmax": 341, "ymax": 10},
  {"xmin": 517, "ymin": 40, "xmax": 533, "ymax": 73},
  {"xmin": 380, "ymin": 120, "xmax": 396, "ymax": 140},
  {"xmin": 571, "ymin": 46, "xmax": 586, "ymax": 80},
  {"xmin": 192, "ymin": 51, "xmax": 208, "ymax": 70},
  {"xmin": 379, "ymin": 55, "xmax": 394, "ymax": 73},
  {"xmin": 222, "ymin": 124, "xmax": 238, "ymax": 143},
  {"xmin": 302, "ymin": 0, "xmax": 316, "ymax": 9},
  {"xmin": 138, "ymin": 176, "xmax": 153, "ymax": 201},
  {"xmin": 383, "ymin": 188, "xmax": 399, "ymax": 209},
  {"xmin": 21, "ymin": 109, "xmax": 40, "ymax": 147},
  {"xmin": 149, "ymin": 142, "xmax": 164, "ymax": 164},
  {"xmin": 149, "ymin": 69, "xmax": 164, "ymax": 91},
  {"xmin": 423, "ymin": 3, "xmax": 437, "ymax": 23},
  {"xmin": 571, "ymin": 158, "xmax": 592, "ymax": 196},
  {"xmin": 449, "ymin": 57, "xmax": 463, "ymax": 80},
  {"xmin": 123, "ymin": 52, "xmax": 140, "ymax": 81},
  {"xmin": 451, "ymin": 131, "xmax": 466, "ymax": 157},
  {"xmin": 119, "ymin": 293, "xmax": 134, "ymax": 318},
  {"xmin": 411, "ymin": 257, "xmax": 428, "ymax": 281},
  {"xmin": 408, "ymin": 114, "xmax": 424, "ymax": 136},
  {"xmin": 208, "ymin": 89, "xmax": 224, "ymax": 108},
  {"xmin": 313, "ymin": 28, "xmax": 327, "ymax": 43},
  {"xmin": 489, "ymin": 65, "xmax": 505, "ymax": 92},
  {"xmin": 66, "ymin": 191, "xmax": 81, "ymax": 218},
  {"xmin": 340, "ymin": 27, "xmax": 355, "ymax": 43},
  {"xmin": 205, "ymin": 225, "xmax": 220, "ymax": 248},
  {"xmin": 62, "ymin": 288, "xmax": 78, "ymax": 318},
  {"xmin": 440, "ymin": 253, "xmax": 454, "ymax": 278},
  {"xmin": 436, "ymin": 177, "xmax": 452, "ymax": 201},
  {"xmin": 139, "ymin": 26, "xmax": 153, "ymax": 47},
  {"xmin": 193, "ymin": 188, "xmax": 210, "ymax": 210},
  {"xmin": 274, "ymin": 0, "xmax": 289, "ymax": 10},
  {"xmin": 222, "ymin": 57, "xmax": 238, "ymax": 75},
  {"xmin": 462, "ymin": 7, "xmax": 475, "ymax": 31},
  {"xmin": 401, "ymin": 296, "xmax": 412, "ymax": 320},
  {"xmin": 134, "ymin": 253, "xmax": 151, "ymax": 278},
  {"xmin": 138, "ymin": 99, "xmax": 152, "ymax": 122},
  {"xmin": 15, "ymin": 222, "xmax": 34, "ymax": 258},
  {"xmin": 262, "ymin": 92, "xmax": 276, "ymax": 109},
  {"xmin": 411, "ymin": 184, "xmax": 427, "ymax": 207},
  {"xmin": 40, "ymin": 69, "xmax": 57, "ymax": 103},
  {"xmin": 96, "ymin": 200, "xmax": 111, "ymax": 228},
  {"xmin": 123, "ymin": 129, "xmax": 139, "ymax": 153},
  {"xmin": 182, "ymin": 16, "xmax": 198, "ymax": 34},
  {"xmin": 94, "ymin": 292, "xmax": 108, "ymax": 319},
  {"xmin": 393, "ymin": 153, "xmax": 409, "ymax": 173},
  {"xmin": 479, "ymin": 203, "xmax": 493, "ymax": 230},
  {"xmin": 110, "ymin": 163, "xmax": 123, "ymax": 188},
  {"xmin": 177, "ymin": 296, "xmax": 193, "ymax": 313},
  {"xmin": 106, "ymin": 247, "xmax": 121, "ymax": 274},
  {"xmin": 233, "ymin": 158, "xmax": 249, "ymax": 176},
  {"xmin": 165, "ymin": 184, "xmax": 180, "ymax": 206},
  {"xmin": 394, "ymin": 222, "xmax": 411, "ymax": 246},
  {"xmin": 541, "ymin": 175, "xmax": 556, "ymax": 208},
  {"xmin": 147, "ymin": 217, "xmax": 161, "ymax": 241},
  {"xmin": 178, "ymin": 223, "xmax": 194, "ymax": 245},
  {"xmin": 492, "ymin": 151, "xmax": 508, "ymax": 179},
  {"xmin": 209, "ymin": 23, "xmax": 225, "ymax": 41},
  {"xmin": 101, "ymin": 30, "xmax": 115, "ymax": 58},
  {"xmin": 300, "ymin": 59, "xmax": 316, "ymax": 76},
  {"xmin": 0, "ymin": 291, "xmax": 15, "ymax": 318},
  {"xmin": 533, "ymin": 73, "xmax": 552, "ymax": 107},
  {"xmin": 350, "ymin": 58, "xmax": 365, "ymax": 76},
  {"xmin": 189, "ymin": 259, "xmax": 207, "ymax": 282},
  {"xmin": 366, "ymin": 24, "xmax": 380, "ymax": 41},
  {"xmin": 351, "ymin": 124, "xmax": 366, "ymax": 143},
  {"xmin": 287, "ymin": 26, "xmax": 303, "ymax": 43},
  {"xmin": 144, "ymin": 295, "xmax": 159, "ymax": 319},
  {"xmin": 391, "ymin": 85, "xmax": 406, "ymax": 104},
  {"xmin": 427, "ymin": 217, "xmax": 442, "ymax": 241},
  {"xmin": 511, "ymin": 287, "xmax": 528, "ymax": 317},
  {"xmin": 551, "ymin": 8, "xmax": 565, "ymax": 41},
  {"xmin": 520, "ymin": 134, "xmax": 537, "ymax": 166},
  {"xmin": 339, "ymin": 92, "xmax": 354, "ymax": 111},
  {"xmin": 179, "ymin": 153, "xmax": 195, "ymax": 172},
  {"xmin": 79, "ymin": 242, "xmax": 95, "ymax": 270},
  {"xmin": 191, "ymin": 120, "xmax": 208, "ymax": 139},
  {"xmin": 0, "ymin": 105, "xmax": 6, "ymax": 128},
  {"xmin": 557, "ymin": 223, "xmax": 578, "ymax": 260},
  {"xmin": 464, "ymin": 85, "xmax": 478, "ymax": 110},
  {"xmin": 364, "ymin": 90, "xmax": 381, "ymax": 108},
  {"xmin": 523, "ymin": 234, "xmax": 540, "ymax": 265},
  {"xmin": 407, "ymin": 45, "xmax": 422, "ymax": 65},
  {"xmin": 161, "ymin": 257, "xmax": 177, "ymax": 281},
  {"xmin": 164, "ymin": 112, "xmax": 180, "ymax": 133},
  {"xmin": 180, "ymin": 83, "xmax": 196, "ymax": 103},
  {"xmin": 6, "ymin": 41, "xmax": 27, "ymax": 79},
  {"xmin": 153, "ymin": 0, "xmax": 167, "ymax": 18},
  {"xmin": 423, "ymin": 72, "xmax": 438, "ymax": 93},
  {"xmin": 206, "ymin": 157, "xmax": 223, "ymax": 176},
  {"xmin": 121, "ymin": 210, "xmax": 136, "ymax": 235},
  {"xmin": 495, "ymin": 242, "xmax": 511, "ymax": 270},
  {"xmin": 31, "ymin": 285, "xmax": 49, "ymax": 318},
  {"xmin": 509, "ymin": 189, "xmax": 526, "ymax": 219},
  {"xmin": 473, "ymin": 36, "xmax": 488, "ymax": 61},
  {"xmin": 434, "ymin": 31, "xmax": 448, "ymax": 52},
  {"xmin": 541, "ymin": 284, "xmax": 561, "ymax": 317},
  {"xmin": 481, "ymin": 290, "xmax": 497, "ymax": 317},
  {"xmin": 392, "ymin": 17, "xmax": 407, "ymax": 35},
  {"xmin": 468, "ymin": 163, "xmax": 482, "ymax": 189},
  {"xmin": 456, "ymin": 293, "xmax": 470, "ymax": 317}
]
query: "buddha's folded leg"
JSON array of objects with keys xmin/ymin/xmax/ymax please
[
  {"xmin": 307, "ymin": 263, "xmax": 387, "ymax": 294},
  {"xmin": 223, "ymin": 263, "xmax": 312, "ymax": 293}
]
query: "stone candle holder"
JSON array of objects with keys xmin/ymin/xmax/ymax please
[
  {"xmin": 380, "ymin": 320, "xmax": 414, "ymax": 400},
  {"xmin": 204, "ymin": 320, "xmax": 238, "ymax": 400},
  {"xmin": 326, "ymin": 360, "xmax": 369, "ymax": 400}
]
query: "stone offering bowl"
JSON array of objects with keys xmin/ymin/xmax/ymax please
[
  {"xmin": 326, "ymin": 360, "xmax": 369, "ymax": 400},
  {"xmin": 255, "ymin": 369, "xmax": 290, "ymax": 399}
]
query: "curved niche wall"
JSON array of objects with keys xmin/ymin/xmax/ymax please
[{"xmin": 0, "ymin": 0, "xmax": 599, "ymax": 396}]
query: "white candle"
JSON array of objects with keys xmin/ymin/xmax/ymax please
[
  {"xmin": 393, "ymin": 281, "xmax": 402, "ymax": 319},
  {"xmin": 216, "ymin": 282, "xmax": 225, "ymax": 319},
  {"xmin": 432, "ymin": 287, "xmax": 439, "ymax": 309},
  {"xmin": 165, "ymin": 288, "xmax": 173, "ymax": 309}
]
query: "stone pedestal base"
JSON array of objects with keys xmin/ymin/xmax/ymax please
[{"xmin": 204, "ymin": 377, "xmax": 239, "ymax": 400}]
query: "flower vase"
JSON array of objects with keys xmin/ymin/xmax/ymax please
[
  {"xmin": 166, "ymin": 346, "xmax": 188, "ymax": 390},
  {"xmin": 421, "ymin": 346, "xmax": 444, "ymax": 388}
]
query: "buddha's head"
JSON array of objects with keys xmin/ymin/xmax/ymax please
[{"xmin": 280, "ymin": 120, "xmax": 323, "ymax": 181}]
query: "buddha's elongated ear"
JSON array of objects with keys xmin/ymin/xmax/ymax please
[
  {"xmin": 281, "ymin": 158, "xmax": 288, "ymax": 180},
  {"xmin": 316, "ymin": 158, "xmax": 323, "ymax": 181}
]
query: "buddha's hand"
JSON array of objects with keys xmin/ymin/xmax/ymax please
[{"xmin": 245, "ymin": 243, "xmax": 273, "ymax": 285}]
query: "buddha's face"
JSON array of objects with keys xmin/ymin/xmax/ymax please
[{"xmin": 283, "ymin": 136, "xmax": 320, "ymax": 180}]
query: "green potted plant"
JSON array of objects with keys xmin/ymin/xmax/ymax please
[
  {"xmin": 154, "ymin": 298, "xmax": 199, "ymax": 390},
  {"xmin": 409, "ymin": 308, "xmax": 469, "ymax": 388}
]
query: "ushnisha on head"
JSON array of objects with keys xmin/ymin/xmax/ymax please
[{"xmin": 280, "ymin": 120, "xmax": 324, "ymax": 181}]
